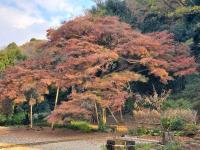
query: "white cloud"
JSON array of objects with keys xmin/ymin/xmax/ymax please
[
  {"xmin": 34, "ymin": 0, "xmax": 74, "ymax": 13},
  {"xmin": 0, "ymin": 4, "xmax": 47, "ymax": 46},
  {"xmin": 0, "ymin": 5, "xmax": 46, "ymax": 29},
  {"xmin": 0, "ymin": 0, "xmax": 95, "ymax": 47}
]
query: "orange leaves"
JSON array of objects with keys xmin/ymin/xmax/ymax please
[
  {"xmin": 29, "ymin": 98, "xmax": 36, "ymax": 106},
  {"xmin": 15, "ymin": 95, "xmax": 26, "ymax": 104},
  {"xmin": 41, "ymin": 79, "xmax": 53, "ymax": 86},
  {"xmin": 150, "ymin": 67, "xmax": 173, "ymax": 83},
  {"xmin": 0, "ymin": 16, "xmax": 197, "ymax": 122},
  {"xmin": 148, "ymin": 31, "xmax": 197, "ymax": 76},
  {"xmin": 46, "ymin": 16, "xmax": 196, "ymax": 85}
]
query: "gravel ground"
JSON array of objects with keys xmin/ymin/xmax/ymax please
[
  {"xmin": 0, "ymin": 127, "xmax": 110, "ymax": 150},
  {"xmin": 0, "ymin": 127, "xmax": 160, "ymax": 150},
  {"xmin": 0, "ymin": 140, "xmax": 105, "ymax": 150},
  {"xmin": 32, "ymin": 140, "xmax": 105, "ymax": 150}
]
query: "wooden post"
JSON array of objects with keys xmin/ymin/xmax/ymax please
[
  {"xmin": 30, "ymin": 104, "xmax": 33, "ymax": 129},
  {"xmin": 94, "ymin": 102, "xmax": 99, "ymax": 125},
  {"xmin": 51, "ymin": 87, "xmax": 60, "ymax": 130},
  {"xmin": 108, "ymin": 107, "xmax": 118, "ymax": 124}
]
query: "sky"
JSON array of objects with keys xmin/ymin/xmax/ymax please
[{"xmin": 0, "ymin": 0, "xmax": 96, "ymax": 48}]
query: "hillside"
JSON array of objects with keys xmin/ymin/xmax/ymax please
[{"xmin": 19, "ymin": 39, "xmax": 47, "ymax": 58}]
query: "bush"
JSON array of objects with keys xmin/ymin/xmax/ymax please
[
  {"xmin": 161, "ymin": 117, "xmax": 184, "ymax": 131},
  {"xmin": 149, "ymin": 128, "xmax": 162, "ymax": 136},
  {"xmin": 170, "ymin": 118, "xmax": 185, "ymax": 131},
  {"xmin": 128, "ymin": 127, "xmax": 162, "ymax": 136},
  {"xmin": 12, "ymin": 112, "xmax": 26, "ymax": 125},
  {"xmin": 136, "ymin": 127, "xmax": 149, "ymax": 136},
  {"xmin": 174, "ymin": 131, "xmax": 185, "ymax": 136},
  {"xmin": 162, "ymin": 99, "xmax": 192, "ymax": 110},
  {"xmin": 67, "ymin": 121, "xmax": 92, "ymax": 132},
  {"xmin": 161, "ymin": 108, "xmax": 197, "ymax": 132},
  {"xmin": 30, "ymin": 38, "xmax": 37, "ymax": 41},
  {"xmin": 184, "ymin": 123, "xmax": 198, "ymax": 136},
  {"xmin": 0, "ymin": 114, "xmax": 6, "ymax": 125}
]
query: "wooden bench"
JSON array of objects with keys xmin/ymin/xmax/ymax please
[{"xmin": 106, "ymin": 138, "xmax": 135, "ymax": 150}]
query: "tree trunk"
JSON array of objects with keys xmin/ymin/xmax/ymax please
[
  {"xmin": 51, "ymin": 87, "xmax": 60, "ymax": 130},
  {"xmin": 120, "ymin": 108, "xmax": 123, "ymax": 122},
  {"xmin": 162, "ymin": 131, "xmax": 174, "ymax": 145},
  {"xmin": 102, "ymin": 108, "xmax": 107, "ymax": 125},
  {"xmin": 108, "ymin": 107, "xmax": 118, "ymax": 124},
  {"xmin": 94, "ymin": 102, "xmax": 99, "ymax": 125},
  {"xmin": 30, "ymin": 104, "xmax": 33, "ymax": 129}
]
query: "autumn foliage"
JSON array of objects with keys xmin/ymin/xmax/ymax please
[{"xmin": 0, "ymin": 16, "xmax": 196, "ymax": 124}]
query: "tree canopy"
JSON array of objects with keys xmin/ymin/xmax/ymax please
[
  {"xmin": 0, "ymin": 43, "xmax": 26, "ymax": 71},
  {"xmin": 0, "ymin": 15, "xmax": 196, "ymax": 123}
]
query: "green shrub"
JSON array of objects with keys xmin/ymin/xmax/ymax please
[
  {"xmin": 149, "ymin": 129, "xmax": 162, "ymax": 136},
  {"xmin": 67, "ymin": 121, "xmax": 92, "ymax": 132},
  {"xmin": 183, "ymin": 123, "xmax": 197, "ymax": 136},
  {"xmin": 30, "ymin": 38, "xmax": 37, "ymax": 42},
  {"xmin": 124, "ymin": 98, "xmax": 134, "ymax": 113},
  {"xmin": 128, "ymin": 127, "xmax": 162, "ymax": 136},
  {"xmin": 137, "ymin": 127, "xmax": 149, "ymax": 136},
  {"xmin": 161, "ymin": 118, "xmax": 185, "ymax": 131},
  {"xmin": 12, "ymin": 112, "xmax": 26, "ymax": 125},
  {"xmin": 170, "ymin": 118, "xmax": 185, "ymax": 131},
  {"xmin": 0, "ymin": 114, "xmax": 6, "ymax": 125},
  {"xmin": 163, "ymin": 99, "xmax": 192, "ymax": 110},
  {"xmin": 161, "ymin": 108, "xmax": 197, "ymax": 131},
  {"xmin": 161, "ymin": 118, "xmax": 171, "ymax": 131},
  {"xmin": 174, "ymin": 131, "xmax": 185, "ymax": 136}
]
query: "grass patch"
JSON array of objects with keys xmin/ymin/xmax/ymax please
[
  {"xmin": 67, "ymin": 121, "xmax": 92, "ymax": 132},
  {"xmin": 136, "ymin": 143, "xmax": 156, "ymax": 150},
  {"xmin": 128, "ymin": 127, "xmax": 162, "ymax": 136},
  {"xmin": 158, "ymin": 142, "xmax": 183, "ymax": 150}
]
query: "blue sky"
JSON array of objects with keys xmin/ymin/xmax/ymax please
[{"xmin": 0, "ymin": 0, "xmax": 96, "ymax": 47}]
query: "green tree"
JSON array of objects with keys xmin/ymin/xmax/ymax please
[
  {"xmin": 0, "ymin": 42, "xmax": 27, "ymax": 71},
  {"xmin": 90, "ymin": 0, "xmax": 137, "ymax": 27}
]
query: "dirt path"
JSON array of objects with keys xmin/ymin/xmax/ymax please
[
  {"xmin": 0, "ymin": 127, "xmax": 111, "ymax": 150},
  {"xmin": 0, "ymin": 126, "xmax": 161, "ymax": 150}
]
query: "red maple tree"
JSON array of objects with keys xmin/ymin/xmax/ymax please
[{"xmin": 0, "ymin": 16, "xmax": 196, "ymax": 125}]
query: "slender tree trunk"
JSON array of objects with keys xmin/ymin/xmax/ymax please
[
  {"xmin": 120, "ymin": 108, "xmax": 123, "ymax": 122},
  {"xmin": 94, "ymin": 102, "xmax": 99, "ymax": 125},
  {"xmin": 12, "ymin": 103, "xmax": 15, "ymax": 114},
  {"xmin": 51, "ymin": 87, "xmax": 60, "ymax": 130},
  {"xmin": 102, "ymin": 108, "xmax": 107, "ymax": 125},
  {"xmin": 30, "ymin": 104, "xmax": 33, "ymax": 129},
  {"xmin": 108, "ymin": 107, "xmax": 118, "ymax": 124}
]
